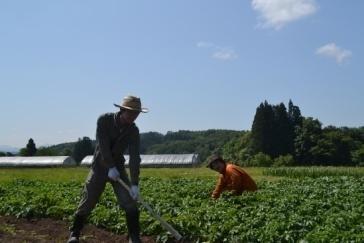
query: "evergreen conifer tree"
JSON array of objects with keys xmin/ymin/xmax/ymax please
[
  {"xmin": 72, "ymin": 137, "xmax": 94, "ymax": 164},
  {"xmin": 26, "ymin": 138, "xmax": 37, "ymax": 156},
  {"xmin": 250, "ymin": 101, "xmax": 275, "ymax": 156},
  {"xmin": 272, "ymin": 103, "xmax": 292, "ymax": 157}
]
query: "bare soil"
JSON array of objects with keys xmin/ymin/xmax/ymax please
[{"xmin": 0, "ymin": 215, "xmax": 156, "ymax": 243}]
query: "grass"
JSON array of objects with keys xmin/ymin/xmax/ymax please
[
  {"xmin": 263, "ymin": 166, "xmax": 364, "ymax": 178},
  {"xmin": 0, "ymin": 167, "xmax": 89, "ymax": 183},
  {"xmin": 2, "ymin": 166, "xmax": 363, "ymax": 184},
  {"xmin": 0, "ymin": 166, "xmax": 272, "ymax": 183}
]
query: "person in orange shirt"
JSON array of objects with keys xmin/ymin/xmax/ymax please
[{"xmin": 207, "ymin": 155, "xmax": 257, "ymax": 199}]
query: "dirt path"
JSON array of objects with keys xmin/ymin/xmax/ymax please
[{"xmin": 0, "ymin": 215, "xmax": 156, "ymax": 243}]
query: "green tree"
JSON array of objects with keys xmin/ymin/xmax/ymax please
[
  {"xmin": 19, "ymin": 148, "xmax": 27, "ymax": 156},
  {"xmin": 222, "ymin": 132, "xmax": 252, "ymax": 165},
  {"xmin": 301, "ymin": 126, "xmax": 355, "ymax": 165},
  {"xmin": 251, "ymin": 101, "xmax": 296, "ymax": 158},
  {"xmin": 36, "ymin": 147, "xmax": 57, "ymax": 156},
  {"xmin": 62, "ymin": 148, "xmax": 72, "ymax": 156},
  {"xmin": 272, "ymin": 103, "xmax": 293, "ymax": 157},
  {"xmin": 146, "ymin": 129, "xmax": 240, "ymax": 161},
  {"xmin": 23, "ymin": 138, "xmax": 37, "ymax": 156},
  {"xmin": 288, "ymin": 99, "xmax": 303, "ymax": 128},
  {"xmin": 72, "ymin": 137, "xmax": 94, "ymax": 164},
  {"xmin": 140, "ymin": 132, "xmax": 164, "ymax": 153},
  {"xmin": 326, "ymin": 127, "xmax": 354, "ymax": 165},
  {"xmin": 250, "ymin": 101, "xmax": 275, "ymax": 156},
  {"xmin": 352, "ymin": 144, "xmax": 364, "ymax": 166},
  {"xmin": 294, "ymin": 117, "xmax": 322, "ymax": 165},
  {"xmin": 288, "ymin": 100, "xmax": 303, "ymax": 153}
]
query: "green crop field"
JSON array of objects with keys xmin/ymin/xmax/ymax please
[
  {"xmin": 0, "ymin": 167, "xmax": 363, "ymax": 242},
  {"xmin": 0, "ymin": 167, "xmax": 270, "ymax": 183},
  {"xmin": 263, "ymin": 166, "xmax": 364, "ymax": 178}
]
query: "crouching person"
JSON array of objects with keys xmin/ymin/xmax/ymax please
[
  {"xmin": 207, "ymin": 155, "xmax": 257, "ymax": 199},
  {"xmin": 68, "ymin": 95, "xmax": 148, "ymax": 243}
]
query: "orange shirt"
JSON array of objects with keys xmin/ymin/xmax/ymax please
[{"xmin": 212, "ymin": 163, "xmax": 257, "ymax": 199}]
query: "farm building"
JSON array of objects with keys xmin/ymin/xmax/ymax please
[
  {"xmin": 81, "ymin": 154, "xmax": 200, "ymax": 168},
  {"xmin": 0, "ymin": 156, "xmax": 76, "ymax": 167}
]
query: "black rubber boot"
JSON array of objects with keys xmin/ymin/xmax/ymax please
[
  {"xmin": 67, "ymin": 231, "xmax": 80, "ymax": 243},
  {"xmin": 67, "ymin": 215, "xmax": 85, "ymax": 243},
  {"xmin": 126, "ymin": 208, "xmax": 141, "ymax": 243}
]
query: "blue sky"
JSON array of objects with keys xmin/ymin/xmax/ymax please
[{"xmin": 0, "ymin": 0, "xmax": 363, "ymax": 148}]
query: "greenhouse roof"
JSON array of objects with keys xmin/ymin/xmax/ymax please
[
  {"xmin": 0, "ymin": 156, "xmax": 76, "ymax": 167},
  {"xmin": 81, "ymin": 154, "xmax": 200, "ymax": 166}
]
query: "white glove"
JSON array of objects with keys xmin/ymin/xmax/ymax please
[
  {"xmin": 129, "ymin": 185, "xmax": 139, "ymax": 200},
  {"xmin": 108, "ymin": 167, "xmax": 120, "ymax": 181}
]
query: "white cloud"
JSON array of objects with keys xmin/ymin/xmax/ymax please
[
  {"xmin": 197, "ymin": 41, "xmax": 238, "ymax": 61},
  {"xmin": 251, "ymin": 0, "xmax": 318, "ymax": 30},
  {"xmin": 316, "ymin": 43, "xmax": 352, "ymax": 64},
  {"xmin": 196, "ymin": 42, "xmax": 215, "ymax": 48},
  {"xmin": 212, "ymin": 48, "xmax": 238, "ymax": 60}
]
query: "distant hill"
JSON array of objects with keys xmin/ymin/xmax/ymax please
[
  {"xmin": 48, "ymin": 141, "xmax": 95, "ymax": 156},
  {"xmin": 141, "ymin": 130, "xmax": 244, "ymax": 161},
  {"xmin": 0, "ymin": 145, "xmax": 19, "ymax": 153},
  {"xmin": 48, "ymin": 129, "xmax": 244, "ymax": 162}
]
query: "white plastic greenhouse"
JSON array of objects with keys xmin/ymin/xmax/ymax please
[
  {"xmin": 81, "ymin": 154, "xmax": 200, "ymax": 168},
  {"xmin": 0, "ymin": 156, "xmax": 76, "ymax": 167}
]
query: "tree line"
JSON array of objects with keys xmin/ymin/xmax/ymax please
[
  {"xmin": 0, "ymin": 137, "xmax": 94, "ymax": 165},
  {"xmin": 222, "ymin": 100, "xmax": 364, "ymax": 167},
  {"xmin": 0, "ymin": 130, "xmax": 241, "ymax": 164},
  {"xmin": 1, "ymin": 100, "xmax": 363, "ymax": 166}
]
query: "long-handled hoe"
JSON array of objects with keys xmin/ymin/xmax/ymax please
[{"xmin": 117, "ymin": 178, "xmax": 183, "ymax": 241}]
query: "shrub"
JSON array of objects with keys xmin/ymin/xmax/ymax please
[
  {"xmin": 247, "ymin": 152, "xmax": 273, "ymax": 167},
  {"xmin": 351, "ymin": 145, "xmax": 364, "ymax": 166},
  {"xmin": 273, "ymin": 154, "xmax": 295, "ymax": 167}
]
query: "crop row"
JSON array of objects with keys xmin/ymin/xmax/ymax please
[
  {"xmin": 0, "ymin": 176, "xmax": 363, "ymax": 242},
  {"xmin": 263, "ymin": 166, "xmax": 364, "ymax": 178}
]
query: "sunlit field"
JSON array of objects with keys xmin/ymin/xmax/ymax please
[
  {"xmin": 1, "ymin": 166, "xmax": 363, "ymax": 242},
  {"xmin": 0, "ymin": 167, "xmax": 273, "ymax": 183}
]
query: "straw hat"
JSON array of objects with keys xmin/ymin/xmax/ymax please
[{"xmin": 114, "ymin": 95, "xmax": 149, "ymax": 113}]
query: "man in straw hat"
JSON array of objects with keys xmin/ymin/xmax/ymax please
[
  {"xmin": 207, "ymin": 155, "xmax": 257, "ymax": 199},
  {"xmin": 68, "ymin": 95, "xmax": 148, "ymax": 243}
]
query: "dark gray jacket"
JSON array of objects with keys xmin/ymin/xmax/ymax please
[{"xmin": 92, "ymin": 112, "xmax": 141, "ymax": 185}]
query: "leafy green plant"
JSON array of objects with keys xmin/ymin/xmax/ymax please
[
  {"xmin": 0, "ymin": 175, "xmax": 364, "ymax": 242},
  {"xmin": 263, "ymin": 166, "xmax": 364, "ymax": 178}
]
